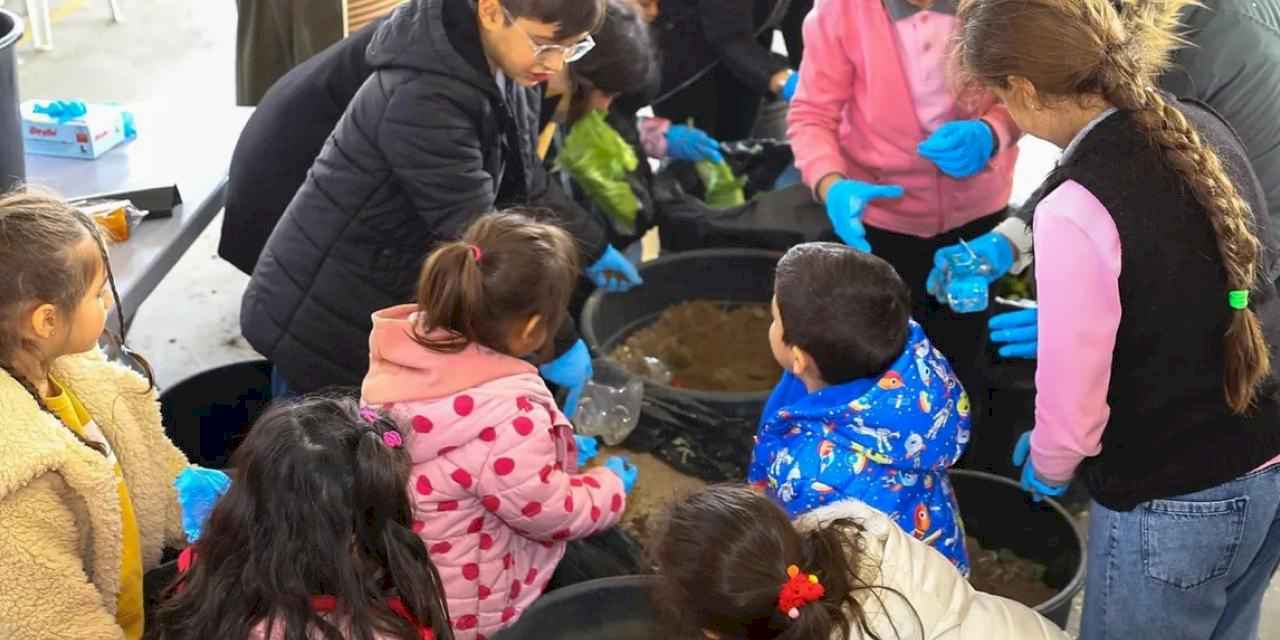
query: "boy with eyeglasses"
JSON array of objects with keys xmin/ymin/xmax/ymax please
[{"xmin": 242, "ymin": 0, "xmax": 628, "ymax": 407}]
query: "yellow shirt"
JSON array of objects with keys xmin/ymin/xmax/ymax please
[{"xmin": 46, "ymin": 378, "xmax": 145, "ymax": 640}]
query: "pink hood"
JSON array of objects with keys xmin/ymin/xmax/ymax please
[{"xmin": 362, "ymin": 305, "xmax": 537, "ymax": 405}]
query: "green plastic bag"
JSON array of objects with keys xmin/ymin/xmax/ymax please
[
  {"xmin": 555, "ymin": 110, "xmax": 640, "ymax": 232},
  {"xmin": 696, "ymin": 159, "xmax": 747, "ymax": 208}
]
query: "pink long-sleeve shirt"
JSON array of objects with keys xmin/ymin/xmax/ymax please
[
  {"xmin": 787, "ymin": 0, "xmax": 1019, "ymax": 238},
  {"xmin": 1030, "ymin": 112, "xmax": 1280, "ymax": 482}
]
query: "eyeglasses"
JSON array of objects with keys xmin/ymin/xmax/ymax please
[{"xmin": 501, "ymin": 7, "xmax": 596, "ymax": 63}]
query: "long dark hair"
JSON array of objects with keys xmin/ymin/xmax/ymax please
[
  {"xmin": 413, "ymin": 210, "xmax": 578, "ymax": 357},
  {"xmin": 0, "ymin": 188, "xmax": 153, "ymax": 455},
  {"xmin": 957, "ymin": 0, "xmax": 1271, "ymax": 413},
  {"xmin": 151, "ymin": 396, "xmax": 454, "ymax": 640},
  {"xmin": 652, "ymin": 485, "xmax": 913, "ymax": 640}
]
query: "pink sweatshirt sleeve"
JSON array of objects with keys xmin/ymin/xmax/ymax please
[
  {"xmin": 473, "ymin": 407, "xmax": 624, "ymax": 542},
  {"xmin": 787, "ymin": 5, "xmax": 856, "ymax": 190},
  {"xmin": 1030, "ymin": 180, "xmax": 1123, "ymax": 483}
]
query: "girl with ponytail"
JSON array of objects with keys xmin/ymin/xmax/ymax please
[
  {"xmin": 360, "ymin": 210, "xmax": 638, "ymax": 640},
  {"xmin": 152, "ymin": 396, "xmax": 454, "ymax": 640},
  {"xmin": 955, "ymin": 0, "xmax": 1280, "ymax": 636},
  {"xmin": 651, "ymin": 485, "xmax": 1066, "ymax": 639}
]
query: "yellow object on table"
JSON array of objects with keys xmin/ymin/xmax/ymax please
[{"xmin": 77, "ymin": 200, "xmax": 133, "ymax": 242}]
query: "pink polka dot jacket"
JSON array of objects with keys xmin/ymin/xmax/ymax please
[{"xmin": 361, "ymin": 306, "xmax": 626, "ymax": 639}]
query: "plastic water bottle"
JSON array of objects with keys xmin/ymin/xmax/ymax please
[
  {"xmin": 573, "ymin": 360, "xmax": 645, "ymax": 445},
  {"xmin": 943, "ymin": 246, "xmax": 992, "ymax": 314}
]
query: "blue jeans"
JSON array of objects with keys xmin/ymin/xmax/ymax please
[{"xmin": 1081, "ymin": 464, "xmax": 1280, "ymax": 640}]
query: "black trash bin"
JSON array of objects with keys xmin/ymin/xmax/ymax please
[
  {"xmin": 159, "ymin": 360, "xmax": 273, "ymax": 469},
  {"xmin": 494, "ymin": 472, "xmax": 1085, "ymax": 638},
  {"xmin": 0, "ymin": 9, "xmax": 24, "ymax": 193}
]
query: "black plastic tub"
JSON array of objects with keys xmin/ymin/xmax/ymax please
[
  {"xmin": 158, "ymin": 360, "xmax": 273, "ymax": 469},
  {"xmin": 580, "ymin": 248, "xmax": 783, "ymax": 422},
  {"xmin": 951, "ymin": 469, "xmax": 1085, "ymax": 628},
  {"xmin": 494, "ymin": 471, "xmax": 1084, "ymax": 638},
  {"xmin": 0, "ymin": 9, "xmax": 24, "ymax": 192}
]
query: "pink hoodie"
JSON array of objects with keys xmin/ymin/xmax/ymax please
[
  {"xmin": 361, "ymin": 306, "xmax": 625, "ymax": 640},
  {"xmin": 787, "ymin": 0, "xmax": 1020, "ymax": 238}
]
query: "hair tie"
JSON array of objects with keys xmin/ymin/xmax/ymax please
[
  {"xmin": 382, "ymin": 430, "xmax": 404, "ymax": 449},
  {"xmin": 1229, "ymin": 289, "xmax": 1250, "ymax": 310},
  {"xmin": 777, "ymin": 565, "xmax": 825, "ymax": 620},
  {"xmin": 469, "ymin": 244, "xmax": 483, "ymax": 262},
  {"xmin": 359, "ymin": 407, "xmax": 381, "ymax": 424}
]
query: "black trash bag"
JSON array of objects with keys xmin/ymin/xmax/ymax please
[
  {"xmin": 660, "ymin": 138, "xmax": 795, "ymax": 201},
  {"xmin": 656, "ymin": 180, "xmax": 835, "ymax": 254},
  {"xmin": 621, "ymin": 394, "xmax": 758, "ymax": 482}
]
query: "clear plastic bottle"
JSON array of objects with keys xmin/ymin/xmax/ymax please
[
  {"xmin": 572, "ymin": 360, "xmax": 645, "ymax": 445},
  {"xmin": 943, "ymin": 248, "xmax": 993, "ymax": 314}
]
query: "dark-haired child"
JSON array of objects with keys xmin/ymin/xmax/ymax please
[
  {"xmin": 652, "ymin": 485, "xmax": 1067, "ymax": 640},
  {"xmin": 748, "ymin": 243, "xmax": 971, "ymax": 572},
  {"xmin": 361, "ymin": 211, "xmax": 636, "ymax": 639},
  {"xmin": 152, "ymin": 396, "xmax": 454, "ymax": 640}
]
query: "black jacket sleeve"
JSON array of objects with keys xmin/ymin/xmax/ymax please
[
  {"xmin": 699, "ymin": 0, "xmax": 790, "ymax": 95},
  {"xmin": 528, "ymin": 175, "xmax": 610, "ymax": 266}
]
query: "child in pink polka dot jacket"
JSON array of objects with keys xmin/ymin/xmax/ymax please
[{"xmin": 360, "ymin": 210, "xmax": 635, "ymax": 639}]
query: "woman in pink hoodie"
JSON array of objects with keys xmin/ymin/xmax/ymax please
[
  {"xmin": 361, "ymin": 211, "xmax": 637, "ymax": 640},
  {"xmin": 787, "ymin": 0, "xmax": 1021, "ymax": 402}
]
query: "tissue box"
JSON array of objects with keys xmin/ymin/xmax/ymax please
[{"xmin": 21, "ymin": 101, "xmax": 129, "ymax": 160}]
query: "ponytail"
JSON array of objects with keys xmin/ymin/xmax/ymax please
[
  {"xmin": 411, "ymin": 210, "xmax": 579, "ymax": 357},
  {"xmin": 350, "ymin": 412, "xmax": 454, "ymax": 640},
  {"xmin": 1092, "ymin": 1, "xmax": 1272, "ymax": 413}
]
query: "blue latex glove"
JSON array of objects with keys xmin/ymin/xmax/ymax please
[
  {"xmin": 989, "ymin": 308, "xmax": 1038, "ymax": 359},
  {"xmin": 781, "ymin": 72, "xmax": 799, "ymax": 102},
  {"xmin": 824, "ymin": 180, "xmax": 904, "ymax": 252},
  {"xmin": 926, "ymin": 231, "xmax": 1015, "ymax": 301},
  {"xmin": 541, "ymin": 340, "xmax": 593, "ymax": 417},
  {"xmin": 587, "ymin": 245, "xmax": 644, "ymax": 293},
  {"xmin": 666, "ymin": 124, "xmax": 724, "ymax": 163},
  {"xmin": 574, "ymin": 434, "xmax": 600, "ymax": 468},
  {"xmin": 918, "ymin": 120, "xmax": 996, "ymax": 179},
  {"xmin": 175, "ymin": 467, "xmax": 231, "ymax": 542},
  {"xmin": 34, "ymin": 100, "xmax": 88, "ymax": 123},
  {"xmin": 1012, "ymin": 432, "xmax": 1068, "ymax": 502},
  {"xmin": 603, "ymin": 456, "xmax": 638, "ymax": 494}
]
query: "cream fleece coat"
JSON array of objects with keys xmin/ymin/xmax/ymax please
[
  {"xmin": 0, "ymin": 349, "xmax": 189, "ymax": 640},
  {"xmin": 797, "ymin": 501, "xmax": 1069, "ymax": 640}
]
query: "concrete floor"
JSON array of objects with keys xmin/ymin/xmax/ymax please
[{"xmin": 8, "ymin": 0, "xmax": 1279, "ymax": 636}]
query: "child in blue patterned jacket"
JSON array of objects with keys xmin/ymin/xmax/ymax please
[{"xmin": 748, "ymin": 242, "xmax": 973, "ymax": 572}]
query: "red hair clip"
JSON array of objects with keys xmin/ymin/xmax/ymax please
[{"xmin": 777, "ymin": 565, "xmax": 825, "ymax": 619}]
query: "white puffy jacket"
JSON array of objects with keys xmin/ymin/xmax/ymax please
[{"xmin": 796, "ymin": 501, "xmax": 1071, "ymax": 640}]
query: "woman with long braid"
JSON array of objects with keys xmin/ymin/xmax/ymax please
[{"xmin": 955, "ymin": 0, "xmax": 1280, "ymax": 637}]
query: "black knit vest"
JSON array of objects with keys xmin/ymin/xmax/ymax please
[{"xmin": 1027, "ymin": 101, "xmax": 1280, "ymax": 511}]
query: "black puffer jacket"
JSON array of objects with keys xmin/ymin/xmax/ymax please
[
  {"xmin": 241, "ymin": 0, "xmax": 606, "ymax": 393},
  {"xmin": 221, "ymin": 19, "xmax": 381, "ymax": 276}
]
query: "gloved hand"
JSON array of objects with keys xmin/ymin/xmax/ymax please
[
  {"xmin": 603, "ymin": 456, "xmax": 638, "ymax": 494},
  {"xmin": 781, "ymin": 72, "xmax": 799, "ymax": 102},
  {"xmin": 34, "ymin": 100, "xmax": 88, "ymax": 123},
  {"xmin": 175, "ymin": 467, "xmax": 231, "ymax": 542},
  {"xmin": 824, "ymin": 180, "xmax": 904, "ymax": 252},
  {"xmin": 989, "ymin": 308, "xmax": 1038, "ymax": 359},
  {"xmin": 574, "ymin": 434, "xmax": 600, "ymax": 467},
  {"xmin": 926, "ymin": 231, "xmax": 1015, "ymax": 301},
  {"xmin": 918, "ymin": 120, "xmax": 996, "ymax": 179},
  {"xmin": 587, "ymin": 245, "xmax": 644, "ymax": 293},
  {"xmin": 1012, "ymin": 432, "xmax": 1068, "ymax": 502},
  {"xmin": 541, "ymin": 339, "xmax": 593, "ymax": 416},
  {"xmin": 666, "ymin": 124, "xmax": 724, "ymax": 163}
]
